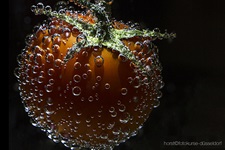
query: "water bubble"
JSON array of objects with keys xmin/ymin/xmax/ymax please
[
  {"xmin": 74, "ymin": 62, "xmax": 81, "ymax": 70},
  {"xmin": 109, "ymin": 107, "xmax": 115, "ymax": 113},
  {"xmin": 118, "ymin": 54, "xmax": 128, "ymax": 62},
  {"xmin": 46, "ymin": 53, "xmax": 54, "ymax": 64},
  {"xmin": 54, "ymin": 59, "xmax": 63, "ymax": 68},
  {"xmin": 96, "ymin": 76, "xmax": 102, "ymax": 82},
  {"xmin": 94, "ymin": 56, "xmax": 104, "ymax": 67},
  {"xmin": 44, "ymin": 5, "xmax": 52, "ymax": 14},
  {"xmin": 119, "ymin": 112, "xmax": 130, "ymax": 124},
  {"xmin": 121, "ymin": 88, "xmax": 128, "ymax": 96},
  {"xmin": 133, "ymin": 76, "xmax": 141, "ymax": 88},
  {"xmin": 153, "ymin": 99, "xmax": 160, "ymax": 108},
  {"xmin": 45, "ymin": 84, "xmax": 53, "ymax": 92},
  {"xmin": 157, "ymin": 91, "xmax": 163, "ymax": 99},
  {"xmin": 34, "ymin": 53, "xmax": 42, "ymax": 65},
  {"xmin": 76, "ymin": 34, "xmax": 86, "ymax": 45},
  {"xmin": 134, "ymin": 41, "xmax": 143, "ymax": 52},
  {"xmin": 72, "ymin": 86, "xmax": 81, "ymax": 96},
  {"xmin": 88, "ymin": 96, "xmax": 94, "ymax": 102},
  {"xmin": 133, "ymin": 96, "xmax": 139, "ymax": 103},
  {"xmin": 82, "ymin": 51, "xmax": 88, "ymax": 57},
  {"xmin": 46, "ymin": 97, "xmax": 53, "ymax": 106},
  {"xmin": 118, "ymin": 104, "xmax": 126, "ymax": 112},
  {"xmin": 82, "ymin": 73, "xmax": 88, "ymax": 79},
  {"xmin": 52, "ymin": 44, "xmax": 60, "ymax": 53},
  {"xmin": 38, "ymin": 76, "xmax": 45, "ymax": 83},
  {"xmin": 73, "ymin": 75, "xmax": 81, "ymax": 83},
  {"xmin": 62, "ymin": 27, "xmax": 71, "ymax": 39},
  {"xmin": 111, "ymin": 111, "xmax": 117, "ymax": 117},
  {"xmin": 48, "ymin": 68, "xmax": 55, "ymax": 76},
  {"xmin": 76, "ymin": 110, "xmax": 82, "ymax": 116},
  {"xmin": 14, "ymin": 67, "xmax": 20, "ymax": 78},
  {"xmin": 105, "ymin": 83, "xmax": 110, "ymax": 89}
]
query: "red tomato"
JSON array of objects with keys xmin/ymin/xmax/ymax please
[{"xmin": 14, "ymin": 1, "xmax": 175, "ymax": 149}]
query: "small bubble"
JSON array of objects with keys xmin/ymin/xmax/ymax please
[
  {"xmin": 46, "ymin": 53, "xmax": 54, "ymax": 64},
  {"xmin": 121, "ymin": 88, "xmax": 128, "ymax": 95},
  {"xmin": 118, "ymin": 54, "xmax": 128, "ymax": 62},
  {"xmin": 74, "ymin": 62, "xmax": 81, "ymax": 69},
  {"xmin": 94, "ymin": 56, "xmax": 104, "ymax": 67},
  {"xmin": 73, "ymin": 75, "xmax": 81, "ymax": 83},
  {"xmin": 157, "ymin": 91, "xmax": 163, "ymax": 99},
  {"xmin": 133, "ymin": 96, "xmax": 138, "ymax": 103},
  {"xmin": 118, "ymin": 104, "xmax": 126, "ymax": 112},
  {"xmin": 14, "ymin": 67, "xmax": 20, "ymax": 78},
  {"xmin": 109, "ymin": 107, "xmax": 115, "ymax": 113},
  {"xmin": 52, "ymin": 44, "xmax": 60, "ymax": 53},
  {"xmin": 153, "ymin": 99, "xmax": 160, "ymax": 108},
  {"xmin": 46, "ymin": 97, "xmax": 53, "ymax": 106},
  {"xmin": 82, "ymin": 51, "xmax": 88, "ymax": 57},
  {"xmin": 48, "ymin": 68, "xmax": 55, "ymax": 76},
  {"xmin": 72, "ymin": 86, "xmax": 81, "ymax": 96},
  {"xmin": 54, "ymin": 59, "xmax": 63, "ymax": 68},
  {"xmin": 88, "ymin": 96, "xmax": 94, "ymax": 102},
  {"xmin": 119, "ymin": 112, "xmax": 130, "ymax": 124},
  {"xmin": 76, "ymin": 34, "xmax": 86, "ymax": 45},
  {"xmin": 76, "ymin": 110, "xmax": 82, "ymax": 116},
  {"xmin": 105, "ymin": 83, "xmax": 110, "ymax": 90},
  {"xmin": 38, "ymin": 76, "xmax": 45, "ymax": 83},
  {"xmin": 96, "ymin": 76, "xmax": 102, "ymax": 82},
  {"xmin": 111, "ymin": 111, "xmax": 117, "ymax": 117},
  {"xmin": 82, "ymin": 73, "xmax": 88, "ymax": 79},
  {"xmin": 49, "ymin": 79, "xmax": 55, "ymax": 85},
  {"xmin": 134, "ymin": 41, "xmax": 143, "ymax": 51},
  {"xmin": 45, "ymin": 84, "xmax": 53, "ymax": 92}
]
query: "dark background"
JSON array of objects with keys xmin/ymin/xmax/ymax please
[{"xmin": 9, "ymin": 0, "xmax": 225, "ymax": 150}]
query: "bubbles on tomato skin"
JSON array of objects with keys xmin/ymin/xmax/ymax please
[{"xmin": 94, "ymin": 55, "xmax": 104, "ymax": 67}]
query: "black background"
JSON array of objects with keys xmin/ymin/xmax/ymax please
[{"xmin": 9, "ymin": 0, "xmax": 225, "ymax": 150}]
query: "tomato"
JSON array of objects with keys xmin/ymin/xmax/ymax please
[{"xmin": 14, "ymin": 0, "xmax": 175, "ymax": 149}]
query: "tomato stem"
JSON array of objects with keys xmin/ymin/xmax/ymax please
[{"xmin": 30, "ymin": 0, "xmax": 176, "ymax": 74}]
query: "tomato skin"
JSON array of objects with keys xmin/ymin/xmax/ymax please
[{"xmin": 14, "ymin": 1, "xmax": 173, "ymax": 149}]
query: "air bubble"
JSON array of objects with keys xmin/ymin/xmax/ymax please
[
  {"xmin": 48, "ymin": 68, "xmax": 55, "ymax": 76},
  {"xmin": 46, "ymin": 97, "xmax": 53, "ymax": 106},
  {"xmin": 44, "ymin": 5, "xmax": 52, "ymax": 14},
  {"xmin": 96, "ymin": 76, "xmax": 102, "ymax": 82},
  {"xmin": 119, "ymin": 112, "xmax": 130, "ymax": 124},
  {"xmin": 54, "ymin": 59, "xmax": 63, "ymax": 68},
  {"xmin": 52, "ymin": 44, "xmax": 60, "ymax": 53},
  {"xmin": 118, "ymin": 54, "xmax": 127, "ymax": 62},
  {"xmin": 94, "ymin": 56, "xmax": 104, "ymax": 67},
  {"xmin": 82, "ymin": 73, "xmax": 88, "ymax": 79},
  {"xmin": 76, "ymin": 34, "xmax": 87, "ymax": 45},
  {"xmin": 73, "ymin": 75, "xmax": 81, "ymax": 83},
  {"xmin": 121, "ymin": 88, "xmax": 128, "ymax": 95},
  {"xmin": 74, "ymin": 62, "xmax": 81, "ymax": 69},
  {"xmin": 105, "ymin": 83, "xmax": 110, "ymax": 89},
  {"xmin": 134, "ymin": 41, "xmax": 143, "ymax": 52},
  {"xmin": 109, "ymin": 107, "xmax": 115, "ymax": 113},
  {"xmin": 14, "ymin": 67, "xmax": 20, "ymax": 78},
  {"xmin": 45, "ymin": 84, "xmax": 53, "ymax": 92},
  {"xmin": 72, "ymin": 86, "xmax": 81, "ymax": 96},
  {"xmin": 153, "ymin": 99, "xmax": 160, "ymax": 108},
  {"xmin": 49, "ymin": 79, "xmax": 55, "ymax": 85},
  {"xmin": 46, "ymin": 53, "xmax": 54, "ymax": 64},
  {"xmin": 88, "ymin": 96, "xmax": 94, "ymax": 102},
  {"xmin": 118, "ymin": 104, "xmax": 126, "ymax": 112}
]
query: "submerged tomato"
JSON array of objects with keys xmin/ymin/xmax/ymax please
[{"xmin": 14, "ymin": 0, "xmax": 175, "ymax": 149}]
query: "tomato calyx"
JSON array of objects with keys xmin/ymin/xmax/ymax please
[{"xmin": 31, "ymin": 0, "xmax": 175, "ymax": 74}]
